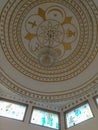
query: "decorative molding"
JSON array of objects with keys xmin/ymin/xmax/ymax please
[
  {"xmin": 0, "ymin": 0, "xmax": 98, "ymax": 102},
  {"xmin": 0, "ymin": 90, "xmax": 60, "ymax": 112},
  {"xmin": 0, "ymin": 82, "xmax": 98, "ymax": 112},
  {"xmin": 0, "ymin": 70, "xmax": 98, "ymax": 102},
  {"xmin": 61, "ymin": 86, "xmax": 98, "ymax": 111}
]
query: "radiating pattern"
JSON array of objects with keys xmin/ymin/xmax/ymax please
[
  {"xmin": 0, "ymin": 0, "xmax": 97, "ymax": 102},
  {"xmin": 0, "ymin": 100, "xmax": 27, "ymax": 121},
  {"xmin": 66, "ymin": 103, "xmax": 93, "ymax": 128},
  {"xmin": 31, "ymin": 108, "xmax": 59, "ymax": 129}
]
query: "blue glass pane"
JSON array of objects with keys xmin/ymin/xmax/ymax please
[
  {"xmin": 96, "ymin": 97, "xmax": 98, "ymax": 105},
  {"xmin": 0, "ymin": 100, "xmax": 26, "ymax": 120},
  {"xmin": 31, "ymin": 109, "xmax": 59, "ymax": 129},
  {"xmin": 74, "ymin": 109, "xmax": 81, "ymax": 116},
  {"xmin": 66, "ymin": 103, "xmax": 93, "ymax": 128}
]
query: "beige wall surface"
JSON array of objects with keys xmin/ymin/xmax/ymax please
[{"xmin": 0, "ymin": 114, "xmax": 98, "ymax": 130}]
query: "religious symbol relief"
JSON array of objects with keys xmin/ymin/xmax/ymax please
[{"xmin": 24, "ymin": 6, "xmax": 78, "ymax": 62}]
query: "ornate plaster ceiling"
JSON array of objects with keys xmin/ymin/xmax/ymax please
[{"xmin": 0, "ymin": 0, "xmax": 98, "ymax": 102}]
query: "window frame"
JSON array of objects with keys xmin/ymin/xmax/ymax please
[
  {"xmin": 0, "ymin": 98, "xmax": 28, "ymax": 122},
  {"xmin": 94, "ymin": 95, "xmax": 98, "ymax": 108},
  {"xmin": 30, "ymin": 106, "xmax": 60, "ymax": 130},
  {"xmin": 64, "ymin": 101, "xmax": 94, "ymax": 129}
]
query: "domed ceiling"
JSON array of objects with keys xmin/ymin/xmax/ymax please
[{"xmin": 0, "ymin": 0, "xmax": 98, "ymax": 102}]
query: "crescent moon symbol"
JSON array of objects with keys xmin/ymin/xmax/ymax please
[{"xmin": 46, "ymin": 6, "xmax": 65, "ymax": 18}]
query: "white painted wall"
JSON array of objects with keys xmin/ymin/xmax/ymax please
[{"xmin": 0, "ymin": 98, "xmax": 98, "ymax": 130}]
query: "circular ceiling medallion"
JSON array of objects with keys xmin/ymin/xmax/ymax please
[{"xmin": 0, "ymin": 0, "xmax": 98, "ymax": 82}]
